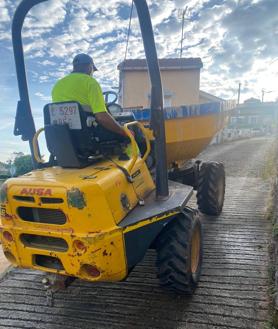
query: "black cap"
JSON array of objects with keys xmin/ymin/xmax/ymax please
[{"xmin": 72, "ymin": 53, "xmax": 98, "ymax": 71}]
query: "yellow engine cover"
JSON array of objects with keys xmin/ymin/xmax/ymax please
[{"xmin": 0, "ymin": 157, "xmax": 154, "ymax": 281}]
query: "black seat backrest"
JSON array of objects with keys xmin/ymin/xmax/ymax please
[{"xmin": 43, "ymin": 102, "xmax": 130, "ymax": 168}]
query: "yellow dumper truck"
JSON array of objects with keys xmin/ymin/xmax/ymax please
[{"xmin": 0, "ymin": 0, "xmax": 226, "ymax": 297}]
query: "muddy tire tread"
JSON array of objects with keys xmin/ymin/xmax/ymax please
[
  {"xmin": 156, "ymin": 208, "xmax": 202, "ymax": 295},
  {"xmin": 197, "ymin": 161, "xmax": 225, "ymax": 216}
]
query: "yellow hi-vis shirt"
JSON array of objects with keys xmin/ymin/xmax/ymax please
[{"xmin": 52, "ymin": 73, "xmax": 107, "ymax": 114}]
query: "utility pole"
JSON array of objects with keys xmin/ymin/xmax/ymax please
[
  {"xmin": 261, "ymin": 89, "xmax": 273, "ymax": 103},
  {"xmin": 261, "ymin": 89, "xmax": 265, "ymax": 103},
  {"xmin": 237, "ymin": 82, "xmax": 241, "ymax": 105},
  {"xmin": 179, "ymin": 7, "xmax": 188, "ymax": 58}
]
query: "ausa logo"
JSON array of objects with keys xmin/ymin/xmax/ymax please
[{"xmin": 20, "ymin": 188, "xmax": 52, "ymax": 196}]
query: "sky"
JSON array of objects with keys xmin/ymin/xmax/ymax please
[{"xmin": 0, "ymin": 0, "xmax": 277, "ymax": 161}]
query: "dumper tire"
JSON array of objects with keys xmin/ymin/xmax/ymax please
[
  {"xmin": 155, "ymin": 208, "xmax": 203, "ymax": 295},
  {"xmin": 197, "ymin": 161, "xmax": 225, "ymax": 216}
]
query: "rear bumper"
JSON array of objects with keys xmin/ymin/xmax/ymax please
[{"xmin": 0, "ymin": 225, "xmax": 127, "ymax": 282}]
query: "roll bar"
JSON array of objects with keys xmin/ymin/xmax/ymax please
[
  {"xmin": 12, "ymin": 0, "xmax": 169, "ymax": 198},
  {"xmin": 12, "ymin": 0, "xmax": 47, "ymax": 167}
]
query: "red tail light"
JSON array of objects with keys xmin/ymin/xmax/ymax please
[
  {"xmin": 81, "ymin": 264, "xmax": 100, "ymax": 278},
  {"xmin": 3, "ymin": 231, "xmax": 13, "ymax": 242}
]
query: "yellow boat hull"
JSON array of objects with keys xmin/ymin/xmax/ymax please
[
  {"xmin": 163, "ymin": 112, "xmax": 228, "ymax": 165},
  {"xmin": 130, "ymin": 103, "xmax": 232, "ymax": 167}
]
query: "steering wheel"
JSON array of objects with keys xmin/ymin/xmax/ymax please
[{"xmin": 103, "ymin": 91, "xmax": 118, "ymax": 105}]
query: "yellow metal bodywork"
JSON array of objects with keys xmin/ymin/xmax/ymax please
[
  {"xmin": 0, "ymin": 156, "xmax": 155, "ymax": 282},
  {"xmin": 0, "ymin": 110, "xmax": 230, "ymax": 281}
]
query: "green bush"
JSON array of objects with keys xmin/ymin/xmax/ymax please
[{"xmin": 13, "ymin": 154, "xmax": 33, "ymax": 176}]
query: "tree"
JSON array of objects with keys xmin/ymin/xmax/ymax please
[
  {"xmin": 13, "ymin": 154, "xmax": 33, "ymax": 176},
  {"xmin": 0, "ymin": 161, "xmax": 9, "ymax": 178}
]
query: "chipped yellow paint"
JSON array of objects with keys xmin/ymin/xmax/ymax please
[{"xmin": 0, "ymin": 155, "xmax": 154, "ymax": 282}]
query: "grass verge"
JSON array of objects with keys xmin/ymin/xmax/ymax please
[{"xmin": 264, "ymin": 137, "xmax": 278, "ymax": 328}]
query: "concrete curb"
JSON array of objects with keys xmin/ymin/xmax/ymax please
[
  {"xmin": 0, "ymin": 246, "xmax": 13, "ymax": 280},
  {"xmin": 0, "ymin": 264, "xmax": 13, "ymax": 281},
  {"xmin": 272, "ymin": 176, "xmax": 278, "ymax": 327},
  {"xmin": 263, "ymin": 137, "xmax": 278, "ymax": 327}
]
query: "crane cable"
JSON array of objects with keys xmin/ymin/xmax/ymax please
[
  {"xmin": 119, "ymin": 1, "xmax": 133, "ymax": 101},
  {"xmin": 124, "ymin": 0, "xmax": 134, "ymax": 62}
]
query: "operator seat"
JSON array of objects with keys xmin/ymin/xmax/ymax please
[{"xmin": 43, "ymin": 102, "xmax": 133, "ymax": 168}]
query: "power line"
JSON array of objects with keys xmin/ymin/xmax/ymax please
[
  {"xmin": 179, "ymin": 6, "xmax": 188, "ymax": 58},
  {"xmin": 270, "ymin": 57, "xmax": 278, "ymax": 65},
  {"xmin": 261, "ymin": 89, "xmax": 273, "ymax": 103},
  {"xmin": 237, "ymin": 82, "xmax": 241, "ymax": 105},
  {"xmin": 124, "ymin": 0, "xmax": 134, "ymax": 62}
]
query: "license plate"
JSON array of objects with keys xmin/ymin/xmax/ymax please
[{"xmin": 49, "ymin": 103, "xmax": 82, "ymax": 130}]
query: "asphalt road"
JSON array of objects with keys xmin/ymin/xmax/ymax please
[
  {"xmin": 199, "ymin": 136, "xmax": 274, "ymax": 177},
  {"xmin": 0, "ymin": 136, "xmax": 275, "ymax": 329}
]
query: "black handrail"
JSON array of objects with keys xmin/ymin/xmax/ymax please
[
  {"xmin": 11, "ymin": 0, "xmax": 169, "ymax": 198},
  {"xmin": 12, "ymin": 0, "xmax": 47, "ymax": 167}
]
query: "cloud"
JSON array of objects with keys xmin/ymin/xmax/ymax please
[
  {"xmin": 0, "ymin": 0, "xmax": 10, "ymax": 24},
  {"xmin": 1, "ymin": 1, "xmax": 277, "ymax": 93},
  {"xmin": 0, "ymin": 121, "xmax": 13, "ymax": 131},
  {"xmin": 34, "ymin": 92, "xmax": 51, "ymax": 101},
  {"xmin": 0, "ymin": 0, "xmax": 277, "ymax": 161},
  {"xmin": 214, "ymin": 0, "xmax": 278, "ymax": 73},
  {"xmin": 26, "ymin": 0, "xmax": 67, "ymax": 30}
]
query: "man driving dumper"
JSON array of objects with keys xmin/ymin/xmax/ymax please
[{"xmin": 52, "ymin": 53, "xmax": 127, "ymax": 138}]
